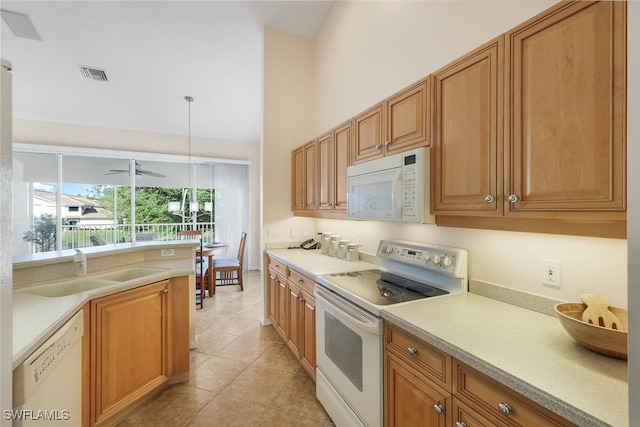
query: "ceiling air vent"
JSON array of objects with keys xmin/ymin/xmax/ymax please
[{"xmin": 79, "ymin": 66, "xmax": 108, "ymax": 82}]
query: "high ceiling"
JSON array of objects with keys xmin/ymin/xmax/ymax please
[{"xmin": 1, "ymin": 1, "xmax": 333, "ymax": 144}]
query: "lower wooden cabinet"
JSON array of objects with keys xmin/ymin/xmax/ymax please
[
  {"xmin": 265, "ymin": 254, "xmax": 317, "ymax": 380},
  {"xmin": 385, "ymin": 323, "xmax": 575, "ymax": 427},
  {"xmin": 89, "ymin": 278, "xmax": 188, "ymax": 427}
]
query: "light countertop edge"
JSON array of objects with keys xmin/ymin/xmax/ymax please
[
  {"xmin": 265, "ymin": 248, "xmax": 378, "ymax": 279},
  {"xmin": 381, "ymin": 294, "xmax": 628, "ymax": 427}
]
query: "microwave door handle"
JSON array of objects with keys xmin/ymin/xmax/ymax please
[{"xmin": 392, "ymin": 169, "xmax": 403, "ymax": 219}]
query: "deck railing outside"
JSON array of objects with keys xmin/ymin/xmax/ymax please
[{"xmin": 59, "ymin": 222, "xmax": 216, "ymax": 250}]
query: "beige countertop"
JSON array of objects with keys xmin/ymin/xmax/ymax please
[
  {"xmin": 266, "ymin": 248, "xmax": 628, "ymax": 427},
  {"xmin": 382, "ymin": 293, "xmax": 628, "ymax": 427},
  {"xmin": 13, "ymin": 242, "xmax": 198, "ymax": 368}
]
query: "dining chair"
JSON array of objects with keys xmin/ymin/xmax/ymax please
[
  {"xmin": 209, "ymin": 231, "xmax": 246, "ymax": 295},
  {"xmin": 180, "ymin": 230, "xmax": 205, "ymax": 308}
]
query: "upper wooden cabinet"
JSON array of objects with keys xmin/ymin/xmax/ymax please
[
  {"xmin": 385, "ymin": 79, "xmax": 431, "ymax": 156},
  {"xmin": 435, "ymin": 1, "xmax": 626, "ymax": 238},
  {"xmin": 505, "ymin": 0, "xmax": 626, "ymax": 217},
  {"xmin": 291, "ymin": 140, "xmax": 317, "ymax": 211},
  {"xmin": 432, "ymin": 36, "xmax": 504, "ymax": 216},
  {"xmin": 353, "ymin": 102, "xmax": 385, "ymax": 164},
  {"xmin": 353, "ymin": 80, "xmax": 430, "ymax": 164}
]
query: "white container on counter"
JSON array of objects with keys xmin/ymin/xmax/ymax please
[
  {"xmin": 329, "ymin": 235, "xmax": 342, "ymax": 257},
  {"xmin": 338, "ymin": 240, "xmax": 350, "ymax": 259},
  {"xmin": 346, "ymin": 243, "xmax": 360, "ymax": 261},
  {"xmin": 321, "ymin": 232, "xmax": 334, "ymax": 255}
]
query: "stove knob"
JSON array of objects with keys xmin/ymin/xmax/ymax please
[
  {"xmin": 433, "ymin": 254, "xmax": 442, "ymax": 265},
  {"xmin": 424, "ymin": 253, "xmax": 432, "ymax": 263},
  {"xmin": 442, "ymin": 256, "xmax": 453, "ymax": 267},
  {"xmin": 385, "ymin": 246, "xmax": 394, "ymax": 254}
]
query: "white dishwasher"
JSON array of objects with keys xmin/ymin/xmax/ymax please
[{"xmin": 13, "ymin": 310, "xmax": 83, "ymax": 426}]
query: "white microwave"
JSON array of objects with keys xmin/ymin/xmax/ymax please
[{"xmin": 347, "ymin": 147, "xmax": 434, "ymax": 223}]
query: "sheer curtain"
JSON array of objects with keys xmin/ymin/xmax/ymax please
[{"xmin": 214, "ymin": 163, "xmax": 249, "ymax": 268}]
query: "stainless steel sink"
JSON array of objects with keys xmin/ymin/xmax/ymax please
[{"xmin": 19, "ymin": 266, "xmax": 168, "ymax": 297}]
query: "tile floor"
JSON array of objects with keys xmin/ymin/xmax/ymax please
[{"xmin": 118, "ymin": 271, "xmax": 334, "ymax": 426}]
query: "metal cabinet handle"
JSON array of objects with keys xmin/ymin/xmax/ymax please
[
  {"xmin": 508, "ymin": 194, "xmax": 520, "ymax": 203},
  {"xmin": 484, "ymin": 194, "xmax": 495, "ymax": 203},
  {"xmin": 407, "ymin": 347, "xmax": 418, "ymax": 355},
  {"xmin": 433, "ymin": 404, "xmax": 444, "ymax": 415},
  {"xmin": 161, "ymin": 288, "xmax": 169, "ymax": 294},
  {"xmin": 375, "ymin": 143, "xmax": 382, "ymax": 150},
  {"xmin": 455, "ymin": 422, "xmax": 467, "ymax": 427},
  {"xmin": 498, "ymin": 402, "xmax": 512, "ymax": 415},
  {"xmin": 384, "ymin": 140, "xmax": 391, "ymax": 146}
]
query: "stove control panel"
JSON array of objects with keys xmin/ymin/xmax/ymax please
[{"xmin": 377, "ymin": 240, "xmax": 467, "ymax": 279}]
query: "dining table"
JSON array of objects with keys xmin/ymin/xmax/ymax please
[{"xmin": 197, "ymin": 242, "xmax": 228, "ymax": 297}]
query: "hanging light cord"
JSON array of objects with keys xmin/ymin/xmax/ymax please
[{"xmin": 185, "ymin": 95, "xmax": 194, "ymax": 210}]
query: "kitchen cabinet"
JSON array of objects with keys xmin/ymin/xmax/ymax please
[
  {"xmin": 431, "ymin": 36, "xmax": 504, "ymax": 216},
  {"xmin": 90, "ymin": 280, "xmax": 171, "ymax": 427},
  {"xmin": 265, "ymin": 254, "xmax": 317, "ymax": 380},
  {"xmin": 436, "ymin": 0, "xmax": 626, "ymax": 238},
  {"xmin": 287, "ymin": 266, "xmax": 317, "ymax": 380},
  {"xmin": 316, "ymin": 120, "xmax": 351, "ymax": 218},
  {"xmin": 291, "ymin": 140, "xmax": 317, "ymax": 212},
  {"xmin": 353, "ymin": 80, "xmax": 430, "ymax": 164},
  {"xmin": 453, "ymin": 360, "xmax": 575, "ymax": 427},
  {"xmin": 385, "ymin": 322, "xmax": 576, "ymax": 427},
  {"xmin": 385, "ymin": 323, "xmax": 452, "ymax": 426}
]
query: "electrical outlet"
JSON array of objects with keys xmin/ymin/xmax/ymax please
[
  {"xmin": 357, "ymin": 233, "xmax": 363, "ymax": 245},
  {"xmin": 160, "ymin": 249, "xmax": 175, "ymax": 257},
  {"xmin": 303, "ymin": 226, "xmax": 310, "ymax": 236},
  {"xmin": 542, "ymin": 259, "xmax": 561, "ymax": 287},
  {"xmin": 290, "ymin": 226, "xmax": 297, "ymax": 238}
]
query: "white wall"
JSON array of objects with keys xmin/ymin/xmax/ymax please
[
  {"xmin": 307, "ymin": 0, "xmax": 628, "ymax": 307},
  {"xmin": 12, "ymin": 119, "xmax": 263, "ymax": 269},
  {"xmin": 262, "ymin": 28, "xmax": 317, "ymax": 251}
]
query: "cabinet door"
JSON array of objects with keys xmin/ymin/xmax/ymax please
[
  {"xmin": 386, "ymin": 353, "xmax": 450, "ymax": 427},
  {"xmin": 452, "ymin": 397, "xmax": 508, "ymax": 427},
  {"xmin": 353, "ymin": 103, "xmax": 384, "ymax": 164},
  {"xmin": 385, "ymin": 79, "xmax": 430, "ymax": 155},
  {"xmin": 317, "ymin": 133, "xmax": 333, "ymax": 211},
  {"xmin": 291, "ymin": 146, "xmax": 304, "ymax": 211},
  {"xmin": 266, "ymin": 268, "xmax": 278, "ymax": 323},
  {"xmin": 287, "ymin": 281, "xmax": 302, "ymax": 358},
  {"xmin": 332, "ymin": 120, "xmax": 351, "ymax": 212},
  {"xmin": 432, "ymin": 36, "xmax": 504, "ymax": 215},
  {"xmin": 300, "ymin": 289, "xmax": 316, "ymax": 380},
  {"xmin": 169, "ymin": 276, "xmax": 190, "ymax": 377},
  {"xmin": 505, "ymin": 1, "xmax": 626, "ymax": 215},
  {"xmin": 91, "ymin": 281, "xmax": 170, "ymax": 426},
  {"xmin": 275, "ymin": 274, "xmax": 289, "ymax": 340},
  {"xmin": 304, "ymin": 140, "xmax": 317, "ymax": 210}
]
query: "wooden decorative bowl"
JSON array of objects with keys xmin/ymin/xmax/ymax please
[{"xmin": 554, "ymin": 302, "xmax": 628, "ymax": 360}]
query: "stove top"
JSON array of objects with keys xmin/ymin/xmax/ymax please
[{"xmin": 316, "ymin": 239, "xmax": 468, "ymax": 316}]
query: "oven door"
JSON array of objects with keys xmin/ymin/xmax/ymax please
[{"xmin": 315, "ymin": 285, "xmax": 383, "ymax": 427}]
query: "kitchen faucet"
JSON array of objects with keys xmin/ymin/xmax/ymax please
[{"xmin": 74, "ymin": 249, "xmax": 87, "ymax": 276}]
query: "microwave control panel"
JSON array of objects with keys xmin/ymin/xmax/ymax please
[{"xmin": 401, "ymin": 151, "xmax": 425, "ymax": 222}]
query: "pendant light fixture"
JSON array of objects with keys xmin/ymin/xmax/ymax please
[{"xmin": 168, "ymin": 95, "xmax": 207, "ymax": 219}]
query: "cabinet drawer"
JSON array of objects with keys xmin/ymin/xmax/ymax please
[
  {"xmin": 287, "ymin": 267, "xmax": 315, "ymax": 294},
  {"xmin": 385, "ymin": 323, "xmax": 451, "ymax": 392},
  {"xmin": 454, "ymin": 360, "xmax": 574, "ymax": 427},
  {"xmin": 268, "ymin": 257, "xmax": 287, "ymax": 277}
]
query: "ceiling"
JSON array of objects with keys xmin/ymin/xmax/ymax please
[{"xmin": 1, "ymin": 1, "xmax": 333, "ymax": 144}]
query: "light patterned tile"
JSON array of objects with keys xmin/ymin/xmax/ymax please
[
  {"xmin": 271, "ymin": 374, "xmax": 331, "ymax": 421},
  {"xmin": 189, "ymin": 355, "xmax": 249, "ymax": 393},
  {"xmin": 187, "ymin": 395, "xmax": 268, "ymax": 427},
  {"xmin": 252, "ymin": 343, "xmax": 301, "ymax": 373},
  {"xmin": 220, "ymin": 364, "xmax": 296, "ymax": 406},
  {"xmin": 255, "ymin": 408, "xmax": 327, "ymax": 427}
]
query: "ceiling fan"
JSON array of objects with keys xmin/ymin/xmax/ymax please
[{"xmin": 106, "ymin": 162, "xmax": 166, "ymax": 178}]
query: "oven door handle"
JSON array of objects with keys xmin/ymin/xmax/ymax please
[{"xmin": 316, "ymin": 287, "xmax": 382, "ymax": 336}]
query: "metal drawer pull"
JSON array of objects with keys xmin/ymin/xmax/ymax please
[
  {"xmin": 433, "ymin": 404, "xmax": 444, "ymax": 414},
  {"xmin": 407, "ymin": 347, "xmax": 418, "ymax": 355},
  {"xmin": 161, "ymin": 289, "xmax": 169, "ymax": 294},
  {"xmin": 455, "ymin": 422, "xmax": 467, "ymax": 427},
  {"xmin": 508, "ymin": 194, "xmax": 520, "ymax": 203},
  {"xmin": 375, "ymin": 143, "xmax": 382, "ymax": 150},
  {"xmin": 484, "ymin": 194, "xmax": 495, "ymax": 203},
  {"xmin": 498, "ymin": 402, "xmax": 512, "ymax": 415}
]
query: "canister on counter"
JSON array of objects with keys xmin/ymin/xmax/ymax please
[
  {"xmin": 346, "ymin": 243, "xmax": 360, "ymax": 261},
  {"xmin": 329, "ymin": 235, "xmax": 342, "ymax": 257},
  {"xmin": 321, "ymin": 232, "xmax": 334, "ymax": 255},
  {"xmin": 338, "ymin": 239, "xmax": 350, "ymax": 259}
]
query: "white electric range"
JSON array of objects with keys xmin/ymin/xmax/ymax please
[{"xmin": 314, "ymin": 239, "xmax": 468, "ymax": 427}]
